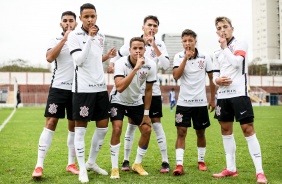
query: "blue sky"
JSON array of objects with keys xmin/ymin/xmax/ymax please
[{"xmin": 0, "ymin": 0, "xmax": 252, "ymax": 68}]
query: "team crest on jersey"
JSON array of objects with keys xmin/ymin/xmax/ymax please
[
  {"xmin": 48, "ymin": 103, "xmax": 58, "ymax": 114},
  {"xmin": 198, "ymin": 60, "xmax": 205, "ymax": 70},
  {"xmin": 110, "ymin": 107, "xmax": 118, "ymax": 117},
  {"xmin": 98, "ymin": 37, "xmax": 104, "ymax": 47},
  {"xmin": 150, "ymin": 49, "xmax": 157, "ymax": 58},
  {"xmin": 175, "ymin": 113, "xmax": 183, "ymax": 123},
  {"xmin": 139, "ymin": 71, "xmax": 147, "ymax": 81},
  {"xmin": 80, "ymin": 106, "xmax": 89, "ymax": 117},
  {"xmin": 215, "ymin": 105, "xmax": 221, "ymax": 116}
]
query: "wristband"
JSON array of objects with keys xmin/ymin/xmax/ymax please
[{"xmin": 144, "ymin": 110, "xmax": 149, "ymax": 115}]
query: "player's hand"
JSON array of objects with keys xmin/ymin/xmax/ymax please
[
  {"xmin": 107, "ymin": 62, "xmax": 114, "ymax": 73},
  {"xmin": 140, "ymin": 115, "xmax": 151, "ymax": 127},
  {"xmin": 208, "ymin": 100, "xmax": 216, "ymax": 112},
  {"xmin": 216, "ymin": 76, "xmax": 232, "ymax": 86},
  {"xmin": 89, "ymin": 24, "xmax": 99, "ymax": 37},
  {"xmin": 63, "ymin": 25, "xmax": 72, "ymax": 41},
  {"xmin": 135, "ymin": 53, "xmax": 145, "ymax": 70},
  {"xmin": 106, "ymin": 48, "xmax": 117, "ymax": 59},
  {"xmin": 144, "ymin": 31, "xmax": 155, "ymax": 45},
  {"xmin": 218, "ymin": 33, "xmax": 227, "ymax": 49},
  {"xmin": 185, "ymin": 47, "xmax": 194, "ymax": 60}
]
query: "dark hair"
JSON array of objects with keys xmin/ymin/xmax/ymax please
[
  {"xmin": 143, "ymin": 15, "xmax": 159, "ymax": 26},
  {"xmin": 181, "ymin": 29, "xmax": 197, "ymax": 39},
  {"xmin": 80, "ymin": 3, "xmax": 96, "ymax": 14},
  {"xmin": 215, "ymin": 16, "xmax": 232, "ymax": 27},
  {"xmin": 129, "ymin": 37, "xmax": 145, "ymax": 47},
  {"xmin": 61, "ymin": 11, "xmax": 76, "ymax": 20}
]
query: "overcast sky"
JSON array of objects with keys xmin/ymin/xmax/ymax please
[{"xmin": 0, "ymin": 0, "xmax": 252, "ymax": 68}]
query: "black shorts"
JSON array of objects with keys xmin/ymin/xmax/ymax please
[
  {"xmin": 175, "ymin": 106, "xmax": 210, "ymax": 130},
  {"xmin": 142, "ymin": 96, "xmax": 163, "ymax": 118},
  {"xmin": 214, "ymin": 96, "xmax": 254, "ymax": 124},
  {"xmin": 110, "ymin": 103, "xmax": 144, "ymax": 125},
  {"xmin": 72, "ymin": 91, "xmax": 110, "ymax": 121},
  {"xmin": 44, "ymin": 88, "xmax": 73, "ymax": 120}
]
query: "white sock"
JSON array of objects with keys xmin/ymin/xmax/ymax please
[
  {"xmin": 124, "ymin": 124, "xmax": 137, "ymax": 161},
  {"xmin": 134, "ymin": 146, "xmax": 147, "ymax": 164},
  {"xmin": 110, "ymin": 143, "xmax": 121, "ymax": 169},
  {"xmin": 153, "ymin": 123, "xmax": 168, "ymax": 163},
  {"xmin": 176, "ymin": 148, "xmax": 184, "ymax": 166},
  {"xmin": 245, "ymin": 134, "xmax": 264, "ymax": 174},
  {"xmin": 35, "ymin": 128, "xmax": 54, "ymax": 168},
  {"xmin": 87, "ymin": 127, "xmax": 108, "ymax": 164},
  {"xmin": 198, "ymin": 147, "xmax": 206, "ymax": 162},
  {"xmin": 74, "ymin": 127, "xmax": 86, "ymax": 172},
  {"xmin": 222, "ymin": 134, "xmax": 236, "ymax": 172},
  {"xmin": 67, "ymin": 131, "xmax": 76, "ymax": 165}
]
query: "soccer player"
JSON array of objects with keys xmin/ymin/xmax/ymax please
[
  {"xmin": 32, "ymin": 11, "xmax": 79, "ymax": 178},
  {"xmin": 169, "ymin": 88, "xmax": 176, "ymax": 112},
  {"xmin": 108, "ymin": 15, "xmax": 171, "ymax": 173},
  {"xmin": 109, "ymin": 37, "xmax": 157, "ymax": 179},
  {"xmin": 172, "ymin": 29, "xmax": 216, "ymax": 176},
  {"xmin": 67, "ymin": 3, "xmax": 116, "ymax": 183},
  {"xmin": 211, "ymin": 16, "xmax": 267, "ymax": 184}
]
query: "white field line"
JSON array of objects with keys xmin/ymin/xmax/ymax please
[{"xmin": 0, "ymin": 108, "xmax": 16, "ymax": 132}]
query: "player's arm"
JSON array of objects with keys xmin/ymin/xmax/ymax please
[
  {"xmin": 207, "ymin": 72, "xmax": 216, "ymax": 112},
  {"xmin": 155, "ymin": 43, "xmax": 170, "ymax": 70},
  {"xmin": 108, "ymin": 43, "xmax": 130, "ymax": 73},
  {"xmin": 140, "ymin": 82, "xmax": 153, "ymax": 126}
]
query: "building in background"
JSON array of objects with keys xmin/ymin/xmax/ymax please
[{"xmin": 252, "ymin": 0, "xmax": 282, "ymax": 75}]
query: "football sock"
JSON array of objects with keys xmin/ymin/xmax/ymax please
[
  {"xmin": 110, "ymin": 143, "xmax": 121, "ymax": 169},
  {"xmin": 74, "ymin": 127, "xmax": 86, "ymax": 171},
  {"xmin": 67, "ymin": 131, "xmax": 76, "ymax": 165},
  {"xmin": 152, "ymin": 123, "xmax": 168, "ymax": 163},
  {"xmin": 35, "ymin": 127, "xmax": 54, "ymax": 168},
  {"xmin": 245, "ymin": 134, "xmax": 264, "ymax": 174},
  {"xmin": 134, "ymin": 146, "xmax": 147, "ymax": 164},
  {"xmin": 222, "ymin": 134, "xmax": 236, "ymax": 172},
  {"xmin": 176, "ymin": 148, "xmax": 184, "ymax": 166},
  {"xmin": 124, "ymin": 124, "xmax": 137, "ymax": 161},
  {"xmin": 198, "ymin": 147, "xmax": 206, "ymax": 162}
]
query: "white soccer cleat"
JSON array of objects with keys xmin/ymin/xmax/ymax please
[
  {"xmin": 78, "ymin": 170, "xmax": 89, "ymax": 183},
  {"xmin": 85, "ymin": 162, "xmax": 108, "ymax": 175}
]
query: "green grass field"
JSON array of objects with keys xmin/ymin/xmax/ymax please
[{"xmin": 0, "ymin": 106, "xmax": 281, "ymax": 184}]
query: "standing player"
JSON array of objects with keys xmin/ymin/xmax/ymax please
[
  {"xmin": 172, "ymin": 29, "xmax": 216, "ymax": 176},
  {"xmin": 109, "ymin": 37, "xmax": 156, "ymax": 179},
  {"xmin": 108, "ymin": 15, "xmax": 171, "ymax": 173},
  {"xmin": 169, "ymin": 88, "xmax": 176, "ymax": 112},
  {"xmin": 67, "ymin": 3, "xmax": 116, "ymax": 183},
  {"xmin": 212, "ymin": 16, "xmax": 267, "ymax": 184},
  {"xmin": 32, "ymin": 11, "xmax": 79, "ymax": 178}
]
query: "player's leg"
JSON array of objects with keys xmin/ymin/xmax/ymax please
[
  {"xmin": 173, "ymin": 126, "xmax": 187, "ymax": 176},
  {"xmin": 66, "ymin": 120, "xmax": 79, "ymax": 175}
]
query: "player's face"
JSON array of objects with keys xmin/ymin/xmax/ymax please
[
  {"xmin": 80, "ymin": 9, "xmax": 97, "ymax": 31},
  {"xmin": 60, "ymin": 15, "xmax": 76, "ymax": 32},
  {"xmin": 142, "ymin": 19, "xmax": 159, "ymax": 36},
  {"xmin": 216, "ymin": 20, "xmax": 234, "ymax": 41},
  {"xmin": 181, "ymin": 35, "xmax": 196, "ymax": 51},
  {"xmin": 129, "ymin": 41, "xmax": 145, "ymax": 61}
]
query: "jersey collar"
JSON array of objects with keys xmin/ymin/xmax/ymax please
[
  {"xmin": 127, "ymin": 56, "xmax": 137, "ymax": 68},
  {"xmin": 227, "ymin": 36, "xmax": 235, "ymax": 46}
]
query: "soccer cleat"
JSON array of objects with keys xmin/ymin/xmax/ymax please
[
  {"xmin": 198, "ymin": 162, "xmax": 207, "ymax": 171},
  {"xmin": 160, "ymin": 162, "xmax": 170, "ymax": 173},
  {"xmin": 212, "ymin": 168, "xmax": 238, "ymax": 178},
  {"xmin": 32, "ymin": 167, "xmax": 43, "ymax": 178},
  {"xmin": 85, "ymin": 162, "xmax": 108, "ymax": 175},
  {"xmin": 173, "ymin": 165, "xmax": 184, "ymax": 176},
  {"xmin": 121, "ymin": 160, "xmax": 130, "ymax": 171},
  {"xmin": 79, "ymin": 170, "xmax": 89, "ymax": 183},
  {"xmin": 110, "ymin": 168, "xmax": 120, "ymax": 179},
  {"xmin": 132, "ymin": 163, "xmax": 148, "ymax": 176},
  {"xmin": 66, "ymin": 163, "xmax": 80, "ymax": 175},
  {"xmin": 256, "ymin": 173, "xmax": 268, "ymax": 184}
]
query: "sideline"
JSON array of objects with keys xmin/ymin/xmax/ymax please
[{"xmin": 0, "ymin": 108, "xmax": 16, "ymax": 132}]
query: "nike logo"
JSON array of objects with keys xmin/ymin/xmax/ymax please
[
  {"xmin": 153, "ymin": 112, "xmax": 158, "ymax": 115},
  {"xmin": 240, "ymin": 111, "xmax": 247, "ymax": 115},
  {"xmin": 108, "ymin": 111, "xmax": 111, "ymax": 113},
  {"xmin": 202, "ymin": 122, "xmax": 208, "ymax": 125},
  {"xmin": 83, "ymin": 41, "xmax": 86, "ymax": 44}
]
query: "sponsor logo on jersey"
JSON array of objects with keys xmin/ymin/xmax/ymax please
[
  {"xmin": 218, "ymin": 89, "xmax": 236, "ymax": 94},
  {"xmin": 48, "ymin": 103, "xmax": 58, "ymax": 114},
  {"xmin": 79, "ymin": 106, "xmax": 89, "ymax": 117},
  {"xmin": 184, "ymin": 99, "xmax": 204, "ymax": 103},
  {"xmin": 175, "ymin": 113, "xmax": 183, "ymax": 123}
]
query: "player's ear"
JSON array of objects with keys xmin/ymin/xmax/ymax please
[{"xmin": 60, "ymin": 22, "xmax": 63, "ymax": 28}]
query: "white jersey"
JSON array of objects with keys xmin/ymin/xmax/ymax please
[
  {"xmin": 110, "ymin": 36, "xmax": 169, "ymax": 96},
  {"xmin": 213, "ymin": 37, "xmax": 248, "ymax": 99},
  {"xmin": 67, "ymin": 27, "xmax": 107, "ymax": 93},
  {"xmin": 47, "ymin": 33, "xmax": 74, "ymax": 90},
  {"xmin": 173, "ymin": 49, "xmax": 213, "ymax": 107},
  {"xmin": 110, "ymin": 56, "xmax": 157, "ymax": 106}
]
